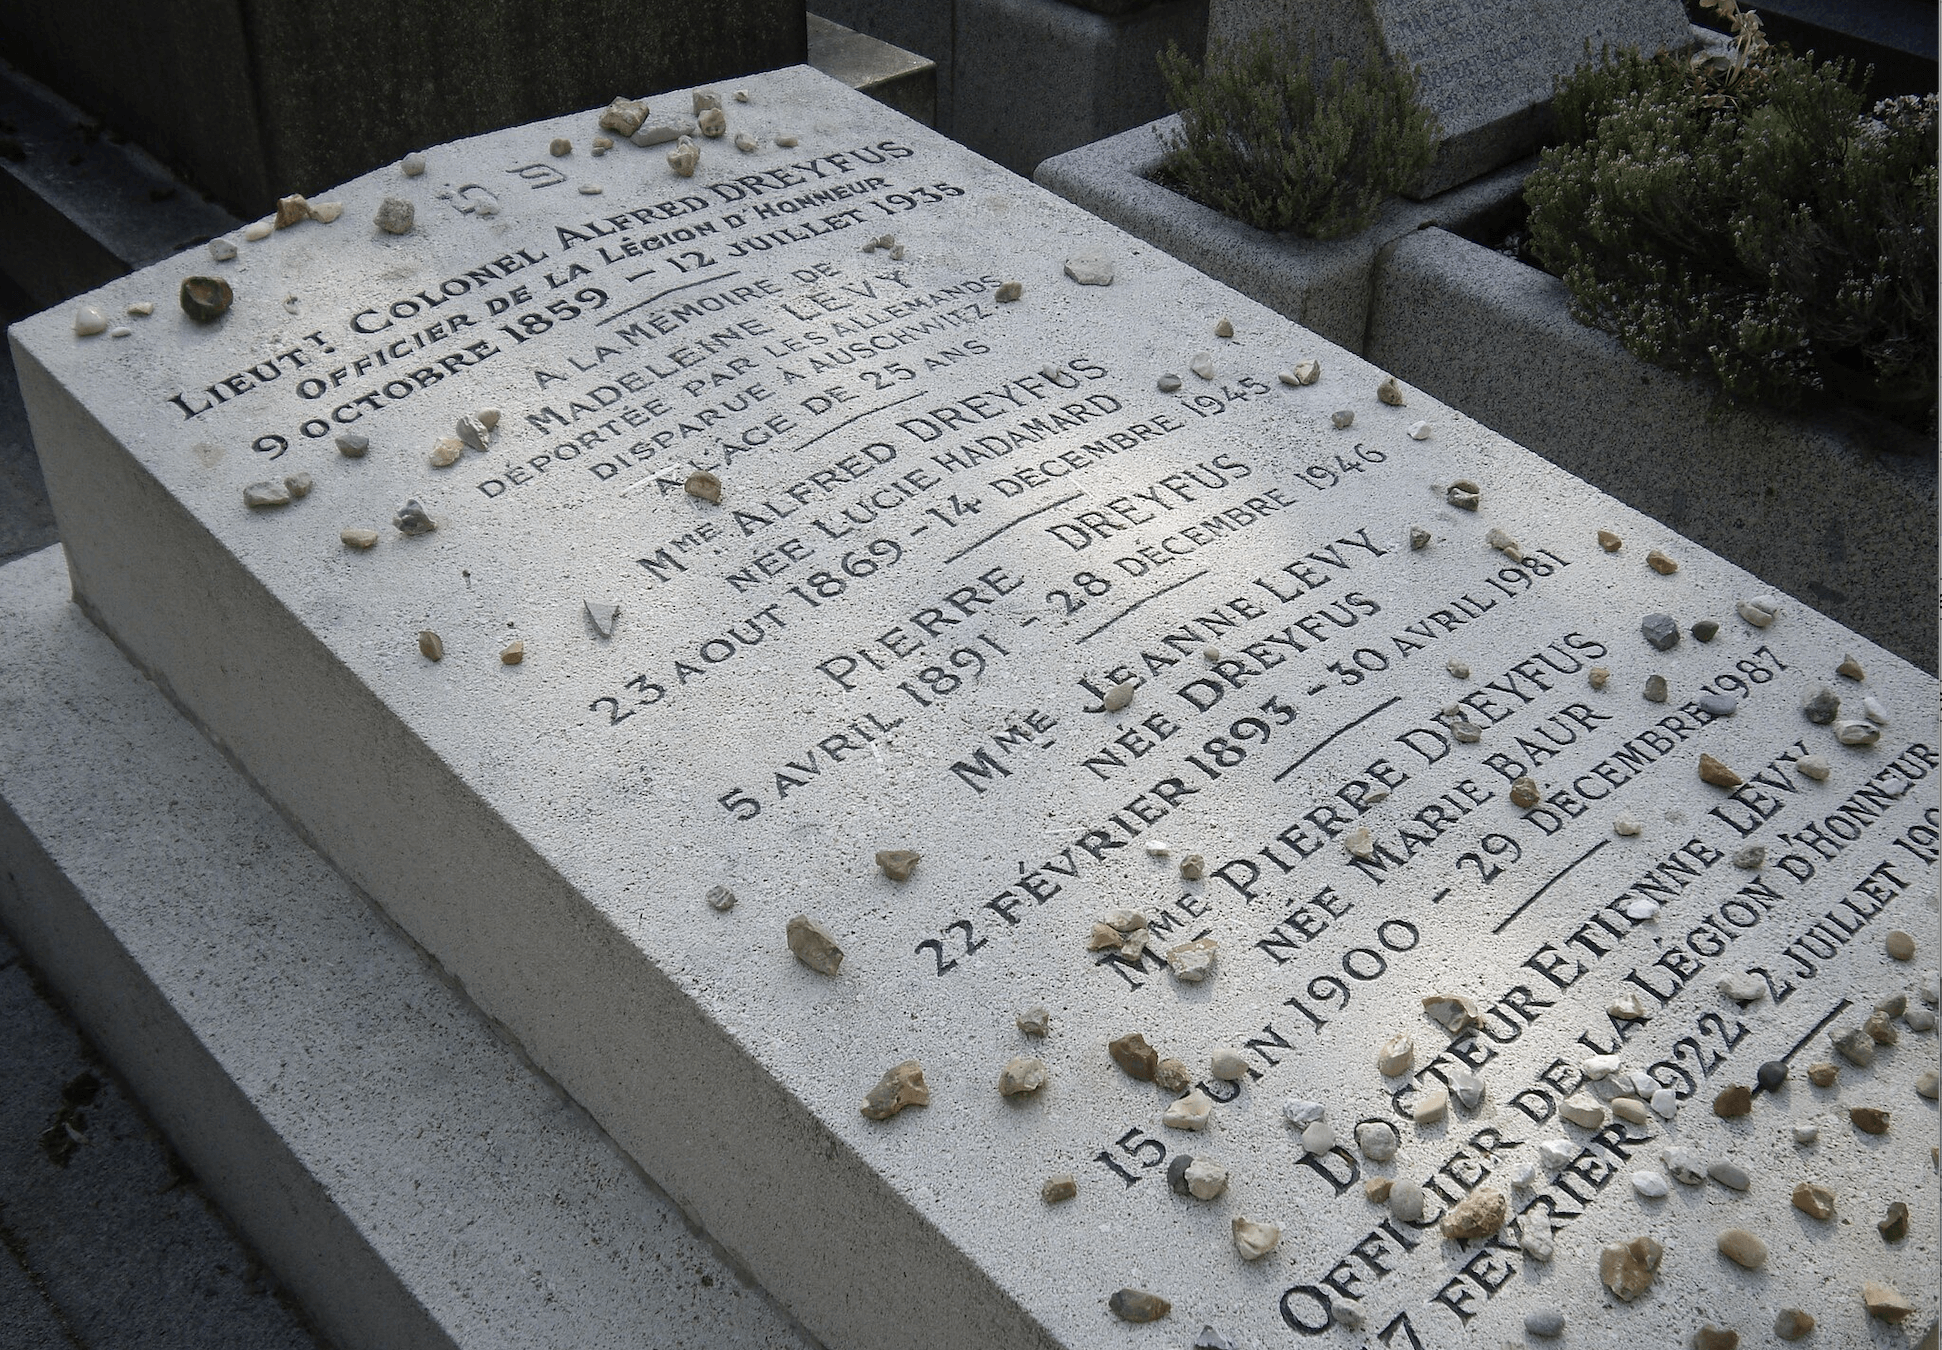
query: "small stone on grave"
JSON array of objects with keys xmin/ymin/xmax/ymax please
[
  {"xmin": 1161, "ymin": 1090, "xmax": 1213, "ymax": 1131},
  {"xmin": 1917, "ymin": 1070, "xmax": 1939, "ymax": 1100},
  {"xmin": 1773, "ymin": 1309, "xmax": 1815, "ymax": 1341},
  {"xmin": 1837, "ymin": 653, "xmax": 1866, "ymax": 680},
  {"xmin": 1194, "ymin": 1329, "xmax": 1235, "ymax": 1350},
  {"xmin": 1806, "ymin": 1060, "xmax": 1840, "ymax": 1086},
  {"xmin": 1598, "ymin": 1236, "xmax": 1663, "ymax": 1301},
  {"xmin": 1713, "ymin": 1084, "xmax": 1752, "ymax": 1117},
  {"xmin": 207, "ymin": 238, "xmax": 238, "ymax": 262},
  {"xmin": 705, "ymin": 884, "xmax": 735, "ymax": 912},
  {"xmin": 1015, "ymin": 1005, "xmax": 1049, "ymax": 1037},
  {"xmin": 1108, "ymin": 1289, "xmax": 1169, "ymax": 1323},
  {"xmin": 1699, "ymin": 754, "xmax": 1743, "ymax": 788},
  {"xmin": 1291, "ymin": 359, "xmax": 1320, "ymax": 384},
  {"xmin": 1387, "ymin": 1179, "xmax": 1424, "ymax": 1222},
  {"xmin": 1190, "ymin": 353, "xmax": 1215, "ymax": 380},
  {"xmin": 1178, "ymin": 853, "xmax": 1205, "ymax": 880},
  {"xmin": 417, "ymin": 631, "xmax": 443, "ymax": 662},
  {"xmin": 1041, "ymin": 1174, "xmax": 1076, "ymax": 1203},
  {"xmin": 1708, "ymin": 1159, "xmax": 1749, "ymax": 1190},
  {"xmin": 1184, "ymin": 1157, "xmax": 1228, "ymax": 1199},
  {"xmin": 994, "ymin": 281, "xmax": 1022, "ymax": 303},
  {"xmin": 1609, "ymin": 992, "xmax": 1649, "ymax": 1020},
  {"xmin": 1407, "ymin": 420, "xmax": 1431, "ymax": 439},
  {"xmin": 1836, "ymin": 719, "xmax": 1880, "ymax": 745},
  {"xmin": 1510, "ymin": 777, "xmax": 1540, "ymax": 808},
  {"xmin": 1693, "ymin": 1326, "xmax": 1739, "ymax": 1350},
  {"xmin": 400, "ymin": 151, "xmax": 426, "ymax": 175},
  {"xmin": 1153, "ymin": 1058, "xmax": 1191, "ymax": 1093},
  {"xmin": 1209, "ymin": 1049, "xmax": 1248, "ymax": 1081},
  {"xmin": 1413, "ymin": 1086, "xmax": 1448, "ymax": 1123},
  {"xmin": 243, "ymin": 220, "xmax": 272, "ymax": 241},
  {"xmin": 1526, "ymin": 1308, "xmax": 1564, "ymax": 1339},
  {"xmin": 874, "ymin": 849, "xmax": 920, "ymax": 882},
  {"xmin": 1409, "ymin": 525, "xmax": 1431, "ymax": 550},
  {"xmin": 1632, "ymin": 1169, "xmax": 1669, "ymax": 1198},
  {"xmin": 1213, "ymin": 317, "xmax": 1233, "ymax": 338},
  {"xmin": 180, "ymin": 275, "xmax": 233, "ymax": 322},
  {"xmin": 860, "ymin": 1060, "xmax": 927, "ymax": 1119},
  {"xmin": 683, "ymin": 469, "xmax": 722, "ymax": 503},
  {"xmin": 1662, "ymin": 1147, "xmax": 1704, "ymax": 1184},
  {"xmin": 599, "ymin": 98, "xmax": 648, "ymax": 137},
  {"xmin": 549, "ymin": 137, "xmax": 572, "ymax": 157},
  {"xmin": 374, "ymin": 198, "xmax": 414, "ymax": 235},
  {"xmin": 1692, "ymin": 618, "xmax": 1720, "ymax": 642},
  {"xmin": 1364, "ymin": 1177, "xmax": 1392, "ymax": 1203},
  {"xmin": 1485, "ymin": 527, "xmax": 1523, "ymax": 561},
  {"xmin": 1597, "ymin": 529, "xmax": 1622, "ymax": 551},
  {"xmin": 336, "ymin": 432, "xmax": 368, "ymax": 458},
  {"xmin": 1062, "ymin": 255, "xmax": 1114, "ymax": 286},
  {"xmin": 1641, "ymin": 612, "xmax": 1680, "ymax": 650},
  {"xmin": 393, "ymin": 500, "xmax": 434, "ymax": 535},
  {"xmin": 1299, "ymin": 1119, "xmax": 1336, "ymax": 1154},
  {"xmin": 1589, "ymin": 665, "xmax": 1610, "ymax": 689},
  {"xmin": 1612, "ymin": 1096, "xmax": 1649, "ymax": 1124},
  {"xmin": 775, "ymin": 134, "xmax": 798, "ymax": 148},
  {"xmin": 1833, "ymin": 1026, "xmax": 1877, "ymax": 1065},
  {"xmin": 1642, "ymin": 674, "xmax": 1670, "ymax": 703},
  {"xmin": 1422, "ymin": 994, "xmax": 1478, "ymax": 1032},
  {"xmin": 1801, "ymin": 685, "xmax": 1841, "ymax": 723},
  {"xmin": 1376, "ymin": 376, "xmax": 1404, "ymax": 406},
  {"xmin": 785, "ymin": 914, "xmax": 843, "ymax": 975},
  {"xmin": 1109, "ymin": 1033, "xmax": 1158, "ymax": 1081},
  {"xmin": 1738, "ymin": 594, "xmax": 1780, "ymax": 627},
  {"xmin": 1356, "ymin": 1121, "xmax": 1398, "ymax": 1161},
  {"xmin": 1878, "ymin": 1200, "xmax": 1908, "ymax": 1242},
  {"xmin": 243, "ymin": 480, "xmax": 290, "ymax": 509},
  {"xmin": 1158, "ymin": 373, "xmax": 1182, "ymax": 392},
  {"xmin": 734, "ymin": 132, "xmax": 757, "ymax": 152},
  {"xmin": 500, "ymin": 639, "xmax": 524, "ymax": 665},
  {"xmin": 1792, "ymin": 1182, "xmax": 1836, "ymax": 1219},
  {"xmin": 340, "ymin": 527, "xmax": 377, "ymax": 550},
  {"xmin": 997, "ymin": 1056, "xmax": 1047, "ymax": 1097},
  {"xmin": 1862, "ymin": 1281, "xmax": 1913, "ymax": 1323},
  {"xmin": 429, "ymin": 438, "xmax": 462, "ymax": 468},
  {"xmin": 1559, "ymin": 1091, "xmax": 1606, "ymax": 1127},
  {"xmin": 1850, "ymin": 1106, "xmax": 1889, "ymax": 1134},
  {"xmin": 1440, "ymin": 1186, "xmax": 1504, "ymax": 1240},
  {"xmin": 1732, "ymin": 844, "xmax": 1764, "ymax": 869},
  {"xmin": 1646, "ymin": 549, "xmax": 1678, "ymax": 574},
  {"xmin": 1446, "ymin": 479, "xmax": 1479, "ymax": 510},
  {"xmin": 1376, "ymin": 1033, "xmax": 1414, "ymax": 1077},
  {"xmin": 667, "ymin": 138, "xmax": 700, "ymax": 177},
  {"xmin": 1756, "ymin": 1060, "xmax": 1787, "ymax": 1091},
  {"xmin": 1864, "ymin": 1010, "xmax": 1898, "ymax": 1044},
  {"xmin": 1700, "ymin": 691, "xmax": 1740, "ymax": 717},
  {"xmin": 698, "ymin": 109, "xmax": 727, "ymax": 138},
  {"xmin": 1718, "ymin": 1227, "xmax": 1766, "ymax": 1269},
  {"xmin": 1231, "ymin": 1217, "xmax": 1279, "ymax": 1260},
  {"xmin": 1796, "ymin": 754, "xmax": 1831, "ymax": 779},
  {"xmin": 1101, "ymin": 679, "xmax": 1136, "ymax": 711}
]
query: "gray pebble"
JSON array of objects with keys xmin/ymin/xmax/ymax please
[
  {"xmin": 335, "ymin": 432, "xmax": 369, "ymax": 458},
  {"xmin": 1157, "ymin": 373, "xmax": 1182, "ymax": 392},
  {"xmin": 1330, "ymin": 409, "xmax": 1354, "ymax": 429},
  {"xmin": 1525, "ymin": 1307, "xmax": 1565, "ymax": 1338},
  {"xmin": 1643, "ymin": 674, "xmax": 1668, "ymax": 703},
  {"xmin": 393, "ymin": 499, "xmax": 435, "ymax": 535},
  {"xmin": 207, "ymin": 238, "xmax": 238, "ymax": 262},
  {"xmin": 1801, "ymin": 685, "xmax": 1841, "ymax": 724},
  {"xmin": 1756, "ymin": 1060, "xmax": 1787, "ymax": 1091},
  {"xmin": 1193, "ymin": 1329, "xmax": 1235, "ymax": 1350},
  {"xmin": 1708, "ymin": 1160, "xmax": 1750, "ymax": 1191},
  {"xmin": 1698, "ymin": 691, "xmax": 1739, "ymax": 716},
  {"xmin": 1409, "ymin": 525, "xmax": 1431, "ymax": 550},
  {"xmin": 374, "ymin": 197, "xmax": 415, "ymax": 235},
  {"xmin": 1166, "ymin": 1153, "xmax": 1194, "ymax": 1196},
  {"xmin": 632, "ymin": 118, "xmax": 698, "ymax": 146},
  {"xmin": 1355, "ymin": 1121, "xmax": 1398, "ymax": 1161},
  {"xmin": 1733, "ymin": 844, "xmax": 1766, "ymax": 869},
  {"xmin": 1640, "ymin": 612, "xmax": 1680, "ymax": 651},
  {"xmin": 1692, "ymin": 618, "xmax": 1719, "ymax": 641},
  {"xmin": 705, "ymin": 884, "xmax": 736, "ymax": 911}
]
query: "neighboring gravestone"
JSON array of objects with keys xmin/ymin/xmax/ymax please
[
  {"xmin": 0, "ymin": 0, "xmax": 804, "ymax": 217},
  {"xmin": 1205, "ymin": 0, "xmax": 1693, "ymax": 196},
  {"xmin": 11, "ymin": 65, "xmax": 1939, "ymax": 1350}
]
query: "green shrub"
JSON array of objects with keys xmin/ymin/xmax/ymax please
[
  {"xmin": 1525, "ymin": 1, "xmax": 1938, "ymax": 418},
  {"xmin": 1157, "ymin": 32, "xmax": 1439, "ymax": 240}
]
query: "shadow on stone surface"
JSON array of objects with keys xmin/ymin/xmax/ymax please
[{"xmin": 1, "ymin": 271, "xmax": 58, "ymax": 567}]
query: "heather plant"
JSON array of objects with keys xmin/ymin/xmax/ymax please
[
  {"xmin": 1525, "ymin": 0, "xmax": 1937, "ymax": 419},
  {"xmin": 1157, "ymin": 31, "xmax": 1438, "ymax": 240}
]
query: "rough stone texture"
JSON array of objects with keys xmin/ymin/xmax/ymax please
[
  {"xmin": 1206, "ymin": 0, "xmax": 1691, "ymax": 196},
  {"xmin": 818, "ymin": 0, "xmax": 1207, "ymax": 174},
  {"xmin": 0, "ymin": 0, "xmax": 807, "ymax": 216},
  {"xmin": 1365, "ymin": 226, "xmax": 1938, "ymax": 671},
  {"xmin": 10, "ymin": 64, "xmax": 1940, "ymax": 1350},
  {"xmin": 0, "ymin": 546, "xmax": 817, "ymax": 1350},
  {"xmin": 1036, "ymin": 120, "xmax": 1529, "ymax": 349}
]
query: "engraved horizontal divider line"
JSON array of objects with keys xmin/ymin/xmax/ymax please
[
  {"xmin": 1074, "ymin": 568, "xmax": 1212, "ymax": 645},
  {"xmin": 596, "ymin": 271, "xmax": 744, "ymax": 327},
  {"xmin": 1490, "ymin": 837, "xmax": 1612, "ymax": 935},
  {"xmin": 1272, "ymin": 695, "xmax": 1404, "ymax": 783},
  {"xmin": 939, "ymin": 491, "xmax": 1084, "ymax": 567}
]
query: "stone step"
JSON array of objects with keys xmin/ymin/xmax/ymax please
[{"xmin": 0, "ymin": 544, "xmax": 819, "ymax": 1350}]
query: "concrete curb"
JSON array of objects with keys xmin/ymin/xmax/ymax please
[{"xmin": 0, "ymin": 544, "xmax": 820, "ymax": 1350}]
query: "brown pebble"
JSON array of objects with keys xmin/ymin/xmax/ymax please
[
  {"xmin": 1108, "ymin": 1289, "xmax": 1170, "ymax": 1323},
  {"xmin": 1510, "ymin": 777, "xmax": 1540, "ymax": 808},
  {"xmin": 1864, "ymin": 1010, "xmax": 1899, "ymax": 1045},
  {"xmin": 1109, "ymin": 1032, "xmax": 1158, "ymax": 1081},
  {"xmin": 1364, "ymin": 1177, "xmax": 1392, "ymax": 1203},
  {"xmin": 417, "ymin": 630, "xmax": 443, "ymax": 661},
  {"xmin": 1773, "ymin": 1309, "xmax": 1815, "ymax": 1341},
  {"xmin": 1646, "ymin": 549, "xmax": 1678, "ymax": 574},
  {"xmin": 500, "ymin": 639, "xmax": 524, "ymax": 665},
  {"xmin": 1699, "ymin": 753, "xmax": 1744, "ymax": 788},
  {"xmin": 1153, "ymin": 1057, "xmax": 1191, "ymax": 1093},
  {"xmin": 785, "ymin": 914, "xmax": 844, "ymax": 975},
  {"xmin": 1598, "ymin": 1235, "xmax": 1663, "ymax": 1301},
  {"xmin": 1041, "ymin": 1174, "xmax": 1077, "ymax": 1203},
  {"xmin": 1440, "ymin": 1186, "xmax": 1506, "ymax": 1241},
  {"xmin": 1792, "ymin": 1182, "xmax": 1835, "ymax": 1219},
  {"xmin": 995, "ymin": 281, "xmax": 1023, "ymax": 303},
  {"xmin": 1885, "ymin": 929, "xmax": 1916, "ymax": 960},
  {"xmin": 1807, "ymin": 1061, "xmax": 1839, "ymax": 1087},
  {"xmin": 1597, "ymin": 529, "xmax": 1622, "ymax": 551},
  {"xmin": 179, "ymin": 275, "xmax": 234, "ymax": 323},
  {"xmin": 860, "ymin": 1059, "xmax": 927, "ymax": 1119},
  {"xmin": 549, "ymin": 136, "xmax": 571, "ymax": 156},
  {"xmin": 1863, "ymin": 1280, "xmax": 1914, "ymax": 1323},
  {"xmin": 1692, "ymin": 1327, "xmax": 1738, "ymax": 1350},
  {"xmin": 1850, "ymin": 1106, "xmax": 1890, "ymax": 1135},
  {"xmin": 1712, "ymin": 1084, "xmax": 1752, "ymax": 1118},
  {"xmin": 1717, "ymin": 1227, "xmax": 1766, "ymax": 1270},
  {"xmin": 1878, "ymin": 1200, "xmax": 1908, "ymax": 1242},
  {"xmin": 874, "ymin": 848, "xmax": 920, "ymax": 882},
  {"xmin": 684, "ymin": 469, "xmax": 722, "ymax": 503}
]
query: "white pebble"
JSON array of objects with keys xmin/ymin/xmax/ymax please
[
  {"xmin": 1792, "ymin": 1123, "xmax": 1818, "ymax": 1144},
  {"xmin": 1407, "ymin": 420, "xmax": 1431, "ymax": 440},
  {"xmin": 72, "ymin": 306, "xmax": 108, "ymax": 336},
  {"xmin": 578, "ymin": 183, "xmax": 604, "ymax": 195},
  {"xmin": 1613, "ymin": 813, "xmax": 1642, "ymax": 836},
  {"xmin": 108, "ymin": 325, "xmax": 131, "ymax": 338},
  {"xmin": 1863, "ymin": 695, "xmax": 1890, "ymax": 724},
  {"xmin": 400, "ymin": 152, "xmax": 427, "ymax": 175},
  {"xmin": 1623, "ymin": 898, "xmax": 1660, "ymax": 921},
  {"xmin": 1631, "ymin": 1170, "xmax": 1669, "ymax": 1198},
  {"xmin": 1536, "ymin": 1139, "xmax": 1575, "ymax": 1170},
  {"xmin": 1282, "ymin": 1097, "xmax": 1325, "ymax": 1127},
  {"xmin": 1649, "ymin": 1087, "xmax": 1678, "ymax": 1119},
  {"xmin": 1189, "ymin": 352, "xmax": 1214, "ymax": 380},
  {"xmin": 243, "ymin": 219, "xmax": 273, "ymax": 241},
  {"xmin": 1144, "ymin": 839, "xmax": 1170, "ymax": 857},
  {"xmin": 1579, "ymin": 1053, "xmax": 1624, "ymax": 1081},
  {"xmin": 207, "ymin": 238, "xmax": 238, "ymax": 262}
]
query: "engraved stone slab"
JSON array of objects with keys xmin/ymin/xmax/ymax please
[
  {"xmin": 1206, "ymin": 0, "xmax": 1694, "ymax": 196},
  {"xmin": 11, "ymin": 65, "xmax": 1938, "ymax": 1350}
]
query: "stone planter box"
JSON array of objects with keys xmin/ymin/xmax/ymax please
[{"xmin": 1036, "ymin": 116, "xmax": 1939, "ymax": 670}]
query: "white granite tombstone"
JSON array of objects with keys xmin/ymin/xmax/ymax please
[
  {"xmin": 11, "ymin": 64, "xmax": 1938, "ymax": 1350},
  {"xmin": 1206, "ymin": 0, "xmax": 1695, "ymax": 196}
]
